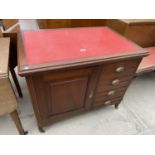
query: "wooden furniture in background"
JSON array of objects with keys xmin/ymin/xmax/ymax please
[
  {"xmin": 0, "ymin": 24, "xmax": 23, "ymax": 98},
  {"xmin": 18, "ymin": 27, "xmax": 148, "ymax": 132},
  {"xmin": 107, "ymin": 19, "xmax": 155, "ymax": 74},
  {"xmin": 107, "ymin": 19, "xmax": 155, "ymax": 48},
  {"xmin": 37, "ymin": 19, "xmax": 107, "ymax": 29},
  {"xmin": 2, "ymin": 19, "xmax": 18, "ymax": 30},
  {"xmin": 138, "ymin": 46, "xmax": 155, "ymax": 74},
  {"xmin": 0, "ymin": 38, "xmax": 27, "ymax": 135}
]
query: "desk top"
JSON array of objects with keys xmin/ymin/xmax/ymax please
[
  {"xmin": 19, "ymin": 27, "xmax": 148, "ymax": 75},
  {"xmin": 0, "ymin": 38, "xmax": 10, "ymax": 79}
]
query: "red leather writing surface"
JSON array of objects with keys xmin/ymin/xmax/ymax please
[
  {"xmin": 138, "ymin": 46, "xmax": 155, "ymax": 70},
  {"xmin": 23, "ymin": 27, "xmax": 141, "ymax": 65}
]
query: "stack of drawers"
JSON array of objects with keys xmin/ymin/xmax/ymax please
[{"xmin": 94, "ymin": 58, "xmax": 141, "ymax": 107}]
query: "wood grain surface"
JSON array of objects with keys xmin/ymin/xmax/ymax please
[{"xmin": 0, "ymin": 38, "xmax": 10, "ymax": 78}]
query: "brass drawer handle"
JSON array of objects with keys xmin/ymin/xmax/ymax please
[
  {"xmin": 107, "ymin": 90, "xmax": 115, "ymax": 96},
  {"xmin": 112, "ymin": 79, "xmax": 120, "ymax": 85},
  {"xmin": 104, "ymin": 100, "xmax": 111, "ymax": 105},
  {"xmin": 116, "ymin": 66, "xmax": 124, "ymax": 72}
]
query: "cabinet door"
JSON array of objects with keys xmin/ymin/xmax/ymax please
[{"xmin": 31, "ymin": 68, "xmax": 93, "ymax": 119}]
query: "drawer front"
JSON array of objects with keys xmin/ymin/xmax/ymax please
[
  {"xmin": 93, "ymin": 58, "xmax": 141, "ymax": 107},
  {"xmin": 95, "ymin": 87, "xmax": 127, "ymax": 102},
  {"xmin": 93, "ymin": 97, "xmax": 122, "ymax": 107},
  {"xmin": 97, "ymin": 75, "xmax": 133, "ymax": 87},
  {"xmin": 96, "ymin": 81, "xmax": 129, "ymax": 93},
  {"xmin": 101, "ymin": 59, "xmax": 141, "ymax": 77}
]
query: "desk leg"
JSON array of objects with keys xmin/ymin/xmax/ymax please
[
  {"xmin": 10, "ymin": 110, "xmax": 28, "ymax": 135},
  {"xmin": 38, "ymin": 126, "xmax": 45, "ymax": 133},
  {"xmin": 115, "ymin": 103, "xmax": 119, "ymax": 109},
  {"xmin": 10, "ymin": 67, "xmax": 23, "ymax": 98}
]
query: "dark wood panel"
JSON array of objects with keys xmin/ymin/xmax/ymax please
[
  {"xmin": 46, "ymin": 77, "xmax": 88, "ymax": 115},
  {"xmin": 71, "ymin": 19, "xmax": 92, "ymax": 27},
  {"xmin": 37, "ymin": 19, "xmax": 107, "ymax": 29},
  {"xmin": 106, "ymin": 19, "xmax": 127, "ymax": 35},
  {"xmin": 45, "ymin": 19, "xmax": 71, "ymax": 28},
  {"xmin": 96, "ymin": 81, "xmax": 130, "ymax": 93},
  {"xmin": 91, "ymin": 19, "xmax": 107, "ymax": 26},
  {"xmin": 125, "ymin": 25, "xmax": 155, "ymax": 47},
  {"xmin": 29, "ymin": 68, "xmax": 93, "ymax": 119}
]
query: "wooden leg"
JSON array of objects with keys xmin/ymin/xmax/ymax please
[
  {"xmin": 134, "ymin": 75, "xmax": 137, "ymax": 78},
  {"xmin": 10, "ymin": 67, "xmax": 23, "ymax": 98},
  {"xmin": 115, "ymin": 103, "xmax": 119, "ymax": 109},
  {"xmin": 38, "ymin": 126, "xmax": 45, "ymax": 133},
  {"xmin": 10, "ymin": 110, "xmax": 28, "ymax": 135}
]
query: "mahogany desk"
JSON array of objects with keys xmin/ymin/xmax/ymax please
[{"xmin": 18, "ymin": 27, "xmax": 148, "ymax": 132}]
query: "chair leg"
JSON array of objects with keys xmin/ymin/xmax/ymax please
[
  {"xmin": 10, "ymin": 67, "xmax": 23, "ymax": 98},
  {"xmin": 10, "ymin": 110, "xmax": 28, "ymax": 135}
]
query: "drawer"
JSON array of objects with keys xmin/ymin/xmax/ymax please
[
  {"xmin": 96, "ymin": 81, "xmax": 130, "ymax": 93},
  {"xmin": 97, "ymin": 74, "xmax": 133, "ymax": 87},
  {"xmin": 96, "ymin": 76, "xmax": 132, "ymax": 94},
  {"xmin": 101, "ymin": 58, "xmax": 141, "ymax": 77},
  {"xmin": 93, "ymin": 97, "xmax": 122, "ymax": 107},
  {"xmin": 94, "ymin": 87, "xmax": 126, "ymax": 103},
  {"xmin": 71, "ymin": 19, "xmax": 91, "ymax": 27},
  {"xmin": 95, "ymin": 87, "xmax": 127, "ymax": 99},
  {"xmin": 95, "ymin": 59, "xmax": 140, "ymax": 94}
]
